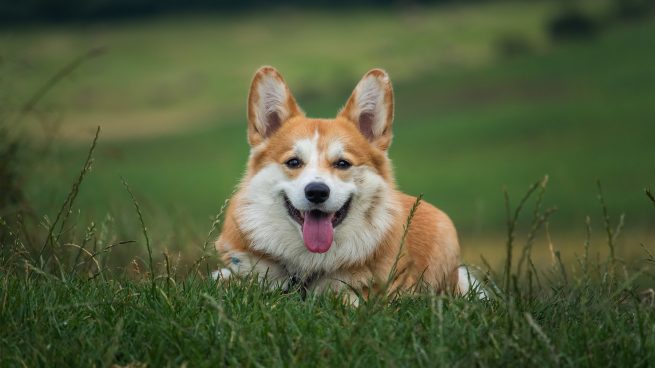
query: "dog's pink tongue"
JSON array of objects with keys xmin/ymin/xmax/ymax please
[{"xmin": 302, "ymin": 211, "xmax": 334, "ymax": 253}]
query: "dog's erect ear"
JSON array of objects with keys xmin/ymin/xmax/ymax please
[
  {"xmin": 338, "ymin": 69, "xmax": 394, "ymax": 150},
  {"xmin": 247, "ymin": 66, "xmax": 303, "ymax": 146}
]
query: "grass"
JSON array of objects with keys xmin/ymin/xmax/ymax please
[
  {"xmin": 2, "ymin": 3, "xmax": 653, "ymax": 254},
  {"xmin": 1, "ymin": 134, "xmax": 654, "ymax": 366},
  {"xmin": 2, "ymin": 273, "xmax": 653, "ymax": 367},
  {"xmin": 2, "ymin": 3, "xmax": 655, "ymax": 365}
]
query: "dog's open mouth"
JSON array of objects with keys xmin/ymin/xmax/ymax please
[
  {"xmin": 283, "ymin": 195, "xmax": 351, "ymax": 254},
  {"xmin": 283, "ymin": 196, "xmax": 351, "ymax": 228}
]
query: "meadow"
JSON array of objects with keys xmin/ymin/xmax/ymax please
[
  {"xmin": 1, "ymin": 1, "xmax": 655, "ymax": 366},
  {"xmin": 3, "ymin": 2, "xmax": 655, "ymax": 265}
]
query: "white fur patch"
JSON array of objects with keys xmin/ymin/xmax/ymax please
[
  {"xmin": 215, "ymin": 249, "xmax": 288, "ymax": 286},
  {"xmin": 294, "ymin": 138, "xmax": 316, "ymax": 162},
  {"xmin": 326, "ymin": 139, "xmax": 344, "ymax": 161},
  {"xmin": 457, "ymin": 266, "xmax": 487, "ymax": 299},
  {"xmin": 212, "ymin": 268, "xmax": 232, "ymax": 280}
]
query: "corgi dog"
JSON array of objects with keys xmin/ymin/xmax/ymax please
[{"xmin": 215, "ymin": 67, "xmax": 478, "ymax": 301}]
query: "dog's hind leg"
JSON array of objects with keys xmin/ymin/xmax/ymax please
[{"xmin": 457, "ymin": 265, "xmax": 488, "ymax": 299}]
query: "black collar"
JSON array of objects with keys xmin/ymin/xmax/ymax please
[{"xmin": 281, "ymin": 266, "xmax": 322, "ymax": 299}]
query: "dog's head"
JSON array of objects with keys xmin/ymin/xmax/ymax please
[{"xmin": 237, "ymin": 67, "xmax": 398, "ymax": 270}]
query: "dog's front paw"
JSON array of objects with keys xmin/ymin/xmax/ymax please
[{"xmin": 340, "ymin": 290, "xmax": 361, "ymax": 307}]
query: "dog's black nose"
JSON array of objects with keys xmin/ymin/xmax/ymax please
[{"xmin": 305, "ymin": 182, "xmax": 330, "ymax": 204}]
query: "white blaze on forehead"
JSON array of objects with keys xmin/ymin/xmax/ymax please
[
  {"xmin": 326, "ymin": 139, "xmax": 344, "ymax": 161},
  {"xmin": 293, "ymin": 138, "xmax": 317, "ymax": 164},
  {"xmin": 294, "ymin": 134, "xmax": 345, "ymax": 164},
  {"xmin": 293, "ymin": 130, "xmax": 322, "ymax": 167}
]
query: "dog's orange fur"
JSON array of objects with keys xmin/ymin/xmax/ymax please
[{"xmin": 216, "ymin": 67, "xmax": 462, "ymax": 297}]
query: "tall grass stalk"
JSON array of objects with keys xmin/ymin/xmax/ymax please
[
  {"xmin": 121, "ymin": 177, "xmax": 156, "ymax": 292},
  {"xmin": 646, "ymin": 188, "xmax": 655, "ymax": 206},
  {"xmin": 502, "ymin": 179, "xmax": 541, "ymax": 295},
  {"xmin": 516, "ymin": 175, "xmax": 554, "ymax": 279},
  {"xmin": 596, "ymin": 180, "xmax": 617, "ymax": 276},
  {"xmin": 38, "ymin": 126, "xmax": 100, "ymax": 269},
  {"xmin": 582, "ymin": 216, "xmax": 592, "ymax": 280},
  {"xmin": 384, "ymin": 194, "xmax": 423, "ymax": 294}
]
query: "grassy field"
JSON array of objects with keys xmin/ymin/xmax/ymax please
[
  {"xmin": 3, "ymin": 4, "xmax": 654, "ymax": 260},
  {"xmin": 2, "ymin": 269, "xmax": 654, "ymax": 367},
  {"xmin": 1, "ymin": 175, "xmax": 654, "ymax": 366},
  {"xmin": 2, "ymin": 3, "xmax": 655, "ymax": 365},
  {"xmin": 3, "ymin": 3, "xmax": 554, "ymax": 140}
]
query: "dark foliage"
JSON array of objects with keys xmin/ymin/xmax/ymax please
[
  {"xmin": 0, "ymin": 129, "xmax": 27, "ymax": 243},
  {"xmin": 0, "ymin": 132, "xmax": 24, "ymax": 212},
  {"xmin": 0, "ymin": 0, "xmax": 487, "ymax": 23},
  {"xmin": 547, "ymin": 9, "xmax": 599, "ymax": 41},
  {"xmin": 613, "ymin": 0, "xmax": 655, "ymax": 20}
]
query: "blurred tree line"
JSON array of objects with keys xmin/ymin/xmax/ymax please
[
  {"xmin": 2, "ymin": 0, "xmax": 652, "ymax": 24},
  {"xmin": 1, "ymin": 0, "xmax": 486, "ymax": 23}
]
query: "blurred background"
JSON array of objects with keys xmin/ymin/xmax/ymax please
[{"xmin": 1, "ymin": 0, "xmax": 654, "ymax": 269}]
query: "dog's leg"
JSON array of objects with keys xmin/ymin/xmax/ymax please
[{"xmin": 457, "ymin": 265, "xmax": 488, "ymax": 299}]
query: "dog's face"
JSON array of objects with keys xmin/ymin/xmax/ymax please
[{"xmin": 236, "ymin": 67, "xmax": 398, "ymax": 272}]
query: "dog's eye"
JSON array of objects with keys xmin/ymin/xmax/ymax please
[
  {"xmin": 334, "ymin": 159, "xmax": 352, "ymax": 170},
  {"xmin": 285, "ymin": 158, "xmax": 302, "ymax": 169}
]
